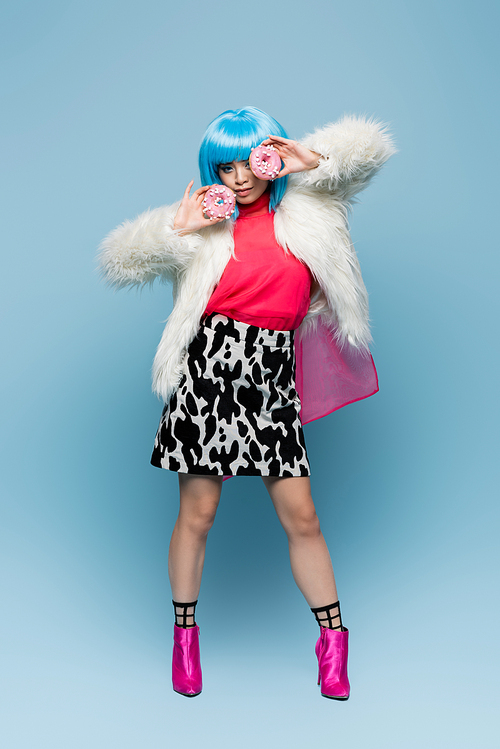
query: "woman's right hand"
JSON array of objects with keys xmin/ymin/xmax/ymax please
[{"xmin": 173, "ymin": 181, "xmax": 227, "ymax": 234}]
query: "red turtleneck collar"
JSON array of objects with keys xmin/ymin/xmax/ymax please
[{"xmin": 236, "ymin": 188, "xmax": 272, "ymax": 219}]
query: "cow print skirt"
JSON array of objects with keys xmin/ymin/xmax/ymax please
[{"xmin": 150, "ymin": 313, "xmax": 310, "ymax": 477}]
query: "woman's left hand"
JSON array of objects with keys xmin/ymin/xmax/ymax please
[{"xmin": 260, "ymin": 135, "xmax": 321, "ymax": 178}]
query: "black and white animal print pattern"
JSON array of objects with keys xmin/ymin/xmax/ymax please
[{"xmin": 151, "ymin": 314, "xmax": 310, "ymax": 477}]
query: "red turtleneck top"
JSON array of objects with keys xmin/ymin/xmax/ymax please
[{"xmin": 204, "ymin": 191, "xmax": 312, "ymax": 331}]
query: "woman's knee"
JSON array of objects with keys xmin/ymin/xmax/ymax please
[
  {"xmin": 285, "ymin": 505, "xmax": 321, "ymax": 540},
  {"xmin": 186, "ymin": 501, "xmax": 218, "ymax": 536},
  {"xmin": 178, "ymin": 477, "xmax": 221, "ymax": 537}
]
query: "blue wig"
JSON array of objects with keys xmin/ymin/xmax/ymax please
[{"xmin": 198, "ymin": 106, "xmax": 289, "ymax": 216}]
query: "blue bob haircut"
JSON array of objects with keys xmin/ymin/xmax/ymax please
[{"xmin": 198, "ymin": 106, "xmax": 289, "ymax": 216}]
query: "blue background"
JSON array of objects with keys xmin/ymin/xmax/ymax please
[{"xmin": 1, "ymin": 1, "xmax": 498, "ymax": 746}]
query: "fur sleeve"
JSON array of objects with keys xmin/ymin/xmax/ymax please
[
  {"xmin": 98, "ymin": 202, "xmax": 202, "ymax": 288},
  {"xmin": 297, "ymin": 115, "xmax": 396, "ymax": 201}
]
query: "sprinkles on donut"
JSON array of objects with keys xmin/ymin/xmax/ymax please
[
  {"xmin": 202, "ymin": 185, "xmax": 237, "ymax": 220},
  {"xmin": 249, "ymin": 144, "xmax": 282, "ymax": 180}
]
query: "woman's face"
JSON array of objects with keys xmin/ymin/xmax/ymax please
[{"xmin": 218, "ymin": 159, "xmax": 268, "ymax": 204}]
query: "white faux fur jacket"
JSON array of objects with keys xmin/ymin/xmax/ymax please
[{"xmin": 99, "ymin": 116, "xmax": 395, "ymax": 402}]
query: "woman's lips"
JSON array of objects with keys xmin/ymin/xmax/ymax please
[{"xmin": 236, "ymin": 188, "xmax": 251, "ymax": 197}]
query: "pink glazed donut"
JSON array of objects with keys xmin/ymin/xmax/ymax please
[
  {"xmin": 202, "ymin": 185, "xmax": 237, "ymax": 220},
  {"xmin": 249, "ymin": 144, "xmax": 282, "ymax": 180}
]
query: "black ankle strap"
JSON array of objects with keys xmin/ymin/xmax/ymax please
[
  {"xmin": 173, "ymin": 599, "xmax": 198, "ymax": 628},
  {"xmin": 311, "ymin": 601, "xmax": 345, "ymax": 631}
]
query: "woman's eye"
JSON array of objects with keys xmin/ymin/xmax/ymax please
[{"xmin": 220, "ymin": 166, "xmax": 232, "ymax": 174}]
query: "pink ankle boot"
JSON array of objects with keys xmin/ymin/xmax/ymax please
[
  {"xmin": 172, "ymin": 624, "xmax": 202, "ymax": 697},
  {"xmin": 315, "ymin": 627, "xmax": 350, "ymax": 700}
]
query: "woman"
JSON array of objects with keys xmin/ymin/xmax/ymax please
[{"xmin": 99, "ymin": 106, "xmax": 395, "ymax": 700}]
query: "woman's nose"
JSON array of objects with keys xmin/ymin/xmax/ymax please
[{"xmin": 234, "ymin": 167, "xmax": 249, "ymax": 184}]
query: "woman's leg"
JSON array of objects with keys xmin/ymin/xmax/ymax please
[
  {"xmin": 263, "ymin": 476, "xmax": 349, "ymax": 699},
  {"xmin": 169, "ymin": 474, "xmax": 222, "ymax": 697},
  {"xmin": 168, "ymin": 474, "xmax": 223, "ymax": 602},
  {"xmin": 262, "ymin": 476, "xmax": 338, "ymax": 608}
]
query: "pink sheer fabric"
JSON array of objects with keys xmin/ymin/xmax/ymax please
[{"xmin": 295, "ymin": 318, "xmax": 379, "ymax": 425}]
